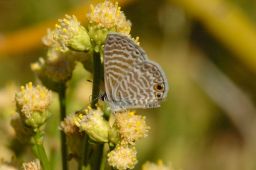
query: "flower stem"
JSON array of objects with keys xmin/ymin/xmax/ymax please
[
  {"xmin": 32, "ymin": 131, "xmax": 51, "ymax": 170},
  {"xmin": 91, "ymin": 52, "xmax": 104, "ymax": 169},
  {"xmin": 78, "ymin": 134, "xmax": 89, "ymax": 170},
  {"xmin": 93, "ymin": 144, "xmax": 104, "ymax": 170},
  {"xmin": 58, "ymin": 84, "xmax": 68, "ymax": 170},
  {"xmin": 91, "ymin": 51, "xmax": 101, "ymax": 109},
  {"xmin": 100, "ymin": 144, "xmax": 107, "ymax": 170}
]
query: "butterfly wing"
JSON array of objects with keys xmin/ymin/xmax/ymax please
[
  {"xmin": 113, "ymin": 61, "xmax": 168, "ymax": 110},
  {"xmin": 104, "ymin": 33, "xmax": 147, "ymax": 101},
  {"xmin": 104, "ymin": 33, "xmax": 168, "ymax": 111}
]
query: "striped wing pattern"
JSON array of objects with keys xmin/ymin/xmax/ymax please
[{"xmin": 104, "ymin": 33, "xmax": 168, "ymax": 111}]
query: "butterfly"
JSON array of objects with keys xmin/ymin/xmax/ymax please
[{"xmin": 104, "ymin": 33, "xmax": 168, "ymax": 112}]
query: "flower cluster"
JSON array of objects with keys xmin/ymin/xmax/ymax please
[
  {"xmin": 113, "ymin": 111, "xmax": 150, "ymax": 145},
  {"xmin": 87, "ymin": 1, "xmax": 131, "ymax": 34},
  {"xmin": 107, "ymin": 111, "xmax": 149, "ymax": 169},
  {"xmin": 15, "ymin": 82, "xmax": 52, "ymax": 128},
  {"xmin": 43, "ymin": 15, "xmax": 91, "ymax": 52},
  {"xmin": 87, "ymin": 0, "xmax": 134, "ymax": 51},
  {"xmin": 24, "ymin": 0, "xmax": 162, "ymax": 170},
  {"xmin": 60, "ymin": 105, "xmax": 149, "ymax": 169},
  {"xmin": 107, "ymin": 145, "xmax": 137, "ymax": 170}
]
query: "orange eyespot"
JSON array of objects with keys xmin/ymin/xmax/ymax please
[{"xmin": 154, "ymin": 83, "xmax": 164, "ymax": 92}]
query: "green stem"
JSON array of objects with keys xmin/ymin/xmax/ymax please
[
  {"xmin": 91, "ymin": 52, "xmax": 104, "ymax": 170},
  {"xmin": 100, "ymin": 144, "xmax": 107, "ymax": 170},
  {"xmin": 78, "ymin": 134, "xmax": 89, "ymax": 170},
  {"xmin": 94, "ymin": 144, "xmax": 104, "ymax": 170},
  {"xmin": 32, "ymin": 132, "xmax": 51, "ymax": 170},
  {"xmin": 91, "ymin": 52, "xmax": 101, "ymax": 109},
  {"xmin": 58, "ymin": 84, "xmax": 68, "ymax": 170}
]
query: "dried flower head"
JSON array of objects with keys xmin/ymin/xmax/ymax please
[
  {"xmin": 107, "ymin": 145, "xmax": 137, "ymax": 170},
  {"xmin": 15, "ymin": 82, "xmax": 52, "ymax": 128},
  {"xmin": 60, "ymin": 112, "xmax": 84, "ymax": 157},
  {"xmin": 142, "ymin": 160, "xmax": 173, "ymax": 170},
  {"xmin": 22, "ymin": 159, "xmax": 41, "ymax": 170},
  {"xmin": 31, "ymin": 49, "xmax": 76, "ymax": 90},
  {"xmin": 114, "ymin": 111, "xmax": 150, "ymax": 145},
  {"xmin": 60, "ymin": 113, "xmax": 80, "ymax": 135},
  {"xmin": 87, "ymin": 0, "xmax": 131, "ymax": 34},
  {"xmin": 74, "ymin": 106, "xmax": 109, "ymax": 143},
  {"xmin": 43, "ymin": 15, "xmax": 91, "ymax": 52}
]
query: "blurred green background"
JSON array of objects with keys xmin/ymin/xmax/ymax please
[{"xmin": 1, "ymin": 0, "xmax": 256, "ymax": 169}]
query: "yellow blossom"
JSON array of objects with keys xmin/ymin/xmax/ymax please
[
  {"xmin": 87, "ymin": 0, "xmax": 131, "ymax": 34},
  {"xmin": 107, "ymin": 145, "xmax": 137, "ymax": 170},
  {"xmin": 87, "ymin": 0, "xmax": 133, "ymax": 51},
  {"xmin": 15, "ymin": 82, "xmax": 52, "ymax": 128},
  {"xmin": 113, "ymin": 111, "xmax": 150, "ymax": 145},
  {"xmin": 16, "ymin": 82, "xmax": 51, "ymax": 118}
]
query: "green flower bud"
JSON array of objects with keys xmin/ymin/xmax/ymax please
[
  {"xmin": 69, "ymin": 28, "xmax": 91, "ymax": 51},
  {"xmin": 75, "ymin": 107, "xmax": 109, "ymax": 143},
  {"xmin": 43, "ymin": 15, "xmax": 91, "ymax": 52},
  {"xmin": 24, "ymin": 111, "xmax": 49, "ymax": 128},
  {"xmin": 87, "ymin": 24, "xmax": 111, "ymax": 52}
]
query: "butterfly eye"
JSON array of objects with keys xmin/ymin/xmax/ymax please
[{"xmin": 154, "ymin": 83, "xmax": 164, "ymax": 92}]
